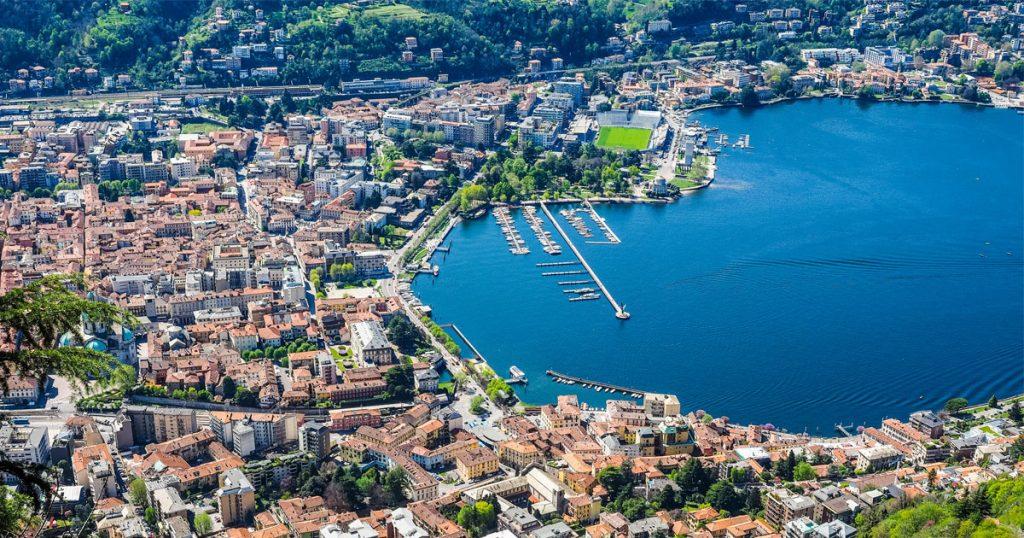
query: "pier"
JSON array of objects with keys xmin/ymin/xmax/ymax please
[
  {"xmin": 536, "ymin": 261, "xmax": 580, "ymax": 267},
  {"xmin": 834, "ymin": 423, "xmax": 856, "ymax": 437},
  {"xmin": 440, "ymin": 323, "xmax": 485, "ymax": 361},
  {"xmin": 539, "ymin": 202, "xmax": 631, "ymax": 319},
  {"xmin": 541, "ymin": 270, "xmax": 586, "ymax": 276},
  {"xmin": 557, "ymin": 279, "xmax": 594, "ymax": 285},
  {"xmin": 546, "ymin": 370, "xmax": 645, "ymax": 398},
  {"xmin": 523, "ymin": 205, "xmax": 562, "ymax": 255},
  {"xmin": 560, "ymin": 208, "xmax": 593, "ymax": 238},
  {"xmin": 493, "ymin": 207, "xmax": 529, "ymax": 255},
  {"xmin": 583, "ymin": 200, "xmax": 621, "ymax": 244}
]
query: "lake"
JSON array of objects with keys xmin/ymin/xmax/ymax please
[{"xmin": 412, "ymin": 99, "xmax": 1024, "ymax": 433}]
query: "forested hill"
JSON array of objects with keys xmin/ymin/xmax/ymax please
[
  {"xmin": 0, "ymin": 0, "xmax": 625, "ymax": 91},
  {"xmin": 0, "ymin": 0, "xmax": 1010, "ymax": 93}
]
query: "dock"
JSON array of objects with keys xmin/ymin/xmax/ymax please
[
  {"xmin": 583, "ymin": 200, "xmax": 621, "ymax": 244},
  {"xmin": 508, "ymin": 366, "xmax": 528, "ymax": 384},
  {"xmin": 493, "ymin": 207, "xmax": 529, "ymax": 255},
  {"xmin": 523, "ymin": 205, "xmax": 562, "ymax": 255},
  {"xmin": 440, "ymin": 323, "xmax": 485, "ymax": 361},
  {"xmin": 560, "ymin": 208, "xmax": 593, "ymax": 238},
  {"xmin": 557, "ymin": 279, "xmax": 593, "ymax": 286},
  {"xmin": 546, "ymin": 370, "xmax": 645, "ymax": 398},
  {"xmin": 536, "ymin": 261, "xmax": 580, "ymax": 267},
  {"xmin": 539, "ymin": 202, "xmax": 630, "ymax": 319},
  {"xmin": 835, "ymin": 423, "xmax": 856, "ymax": 437},
  {"xmin": 542, "ymin": 270, "xmax": 586, "ymax": 276}
]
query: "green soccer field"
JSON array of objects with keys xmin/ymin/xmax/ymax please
[{"xmin": 596, "ymin": 126, "xmax": 653, "ymax": 150}]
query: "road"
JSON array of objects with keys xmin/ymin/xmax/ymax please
[
  {"xmin": 0, "ymin": 83, "xmax": 324, "ymax": 106},
  {"xmin": 374, "ymin": 194, "xmax": 514, "ymax": 436}
]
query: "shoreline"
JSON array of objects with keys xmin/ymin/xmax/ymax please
[
  {"xmin": 687, "ymin": 91, "xmax": 1016, "ymax": 114},
  {"xmin": 405, "ymin": 98, "xmax": 1019, "ymax": 432}
]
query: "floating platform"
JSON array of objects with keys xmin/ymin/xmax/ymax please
[
  {"xmin": 542, "ymin": 270, "xmax": 586, "ymax": 276},
  {"xmin": 508, "ymin": 366, "xmax": 528, "ymax": 384},
  {"xmin": 536, "ymin": 261, "xmax": 580, "ymax": 267},
  {"xmin": 546, "ymin": 370, "xmax": 645, "ymax": 399}
]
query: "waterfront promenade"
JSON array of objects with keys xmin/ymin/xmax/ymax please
[{"xmin": 538, "ymin": 201, "xmax": 630, "ymax": 319}]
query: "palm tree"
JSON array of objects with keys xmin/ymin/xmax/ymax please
[{"xmin": 0, "ymin": 274, "xmax": 134, "ymax": 515}]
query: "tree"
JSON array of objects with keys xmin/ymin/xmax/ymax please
[
  {"xmin": 383, "ymin": 467, "xmax": 409, "ymax": 504},
  {"xmin": 673, "ymin": 458, "xmax": 712, "ymax": 502},
  {"xmin": 1008, "ymin": 401, "xmax": 1023, "ymax": 425},
  {"xmin": 621, "ymin": 497, "xmax": 650, "ymax": 520},
  {"xmin": 329, "ymin": 262, "xmax": 356, "ymax": 283},
  {"xmin": 383, "ymin": 364, "xmax": 415, "ymax": 400},
  {"xmin": 222, "ymin": 376, "xmax": 237, "ymax": 399},
  {"xmin": 309, "ymin": 268, "xmax": 324, "ymax": 292},
  {"xmin": 0, "ymin": 488, "xmax": 36, "ymax": 536},
  {"xmin": 457, "ymin": 500, "xmax": 496, "ymax": 537},
  {"xmin": 144, "ymin": 506, "xmax": 157, "ymax": 526},
  {"xmin": 707, "ymin": 481, "xmax": 742, "ymax": 513},
  {"xmin": 193, "ymin": 512, "xmax": 212, "ymax": 535},
  {"xmin": 469, "ymin": 395, "xmax": 487, "ymax": 415},
  {"xmin": 234, "ymin": 386, "xmax": 258, "ymax": 408},
  {"xmin": 386, "ymin": 314, "xmax": 422, "ymax": 354},
  {"xmin": 597, "ymin": 465, "xmax": 629, "ymax": 497},
  {"xmin": 129, "ymin": 477, "xmax": 148, "ymax": 507},
  {"xmin": 774, "ymin": 451, "xmax": 796, "ymax": 481},
  {"xmin": 739, "ymin": 84, "xmax": 760, "ymax": 107},
  {"xmin": 945, "ymin": 397, "xmax": 969, "ymax": 415},
  {"xmin": 988, "ymin": 394, "xmax": 1000, "ymax": 409},
  {"xmin": 110, "ymin": 364, "xmax": 137, "ymax": 393},
  {"xmin": 743, "ymin": 488, "xmax": 762, "ymax": 515},
  {"xmin": 0, "ymin": 274, "xmax": 133, "ymax": 514},
  {"xmin": 485, "ymin": 377, "xmax": 512, "ymax": 403},
  {"xmin": 793, "ymin": 461, "xmax": 817, "ymax": 481}
]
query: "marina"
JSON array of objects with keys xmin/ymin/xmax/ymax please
[
  {"xmin": 523, "ymin": 206, "xmax": 563, "ymax": 255},
  {"xmin": 560, "ymin": 208, "xmax": 593, "ymax": 238},
  {"xmin": 414, "ymin": 101, "xmax": 1024, "ymax": 430},
  {"xmin": 492, "ymin": 206, "xmax": 529, "ymax": 255},
  {"xmin": 540, "ymin": 201, "xmax": 631, "ymax": 320},
  {"xmin": 546, "ymin": 370, "xmax": 645, "ymax": 399},
  {"xmin": 583, "ymin": 200, "xmax": 621, "ymax": 244}
]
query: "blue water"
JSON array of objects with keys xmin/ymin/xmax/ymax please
[{"xmin": 414, "ymin": 99, "xmax": 1024, "ymax": 433}]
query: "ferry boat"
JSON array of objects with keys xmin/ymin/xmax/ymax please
[{"xmin": 508, "ymin": 366, "xmax": 528, "ymax": 384}]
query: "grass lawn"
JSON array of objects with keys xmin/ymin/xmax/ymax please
[
  {"xmin": 363, "ymin": 3, "xmax": 429, "ymax": 20},
  {"xmin": 181, "ymin": 121, "xmax": 224, "ymax": 134},
  {"xmin": 596, "ymin": 126, "xmax": 652, "ymax": 150},
  {"xmin": 328, "ymin": 4, "xmax": 353, "ymax": 18},
  {"xmin": 670, "ymin": 178, "xmax": 701, "ymax": 189}
]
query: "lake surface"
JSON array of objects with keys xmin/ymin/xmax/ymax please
[{"xmin": 413, "ymin": 99, "xmax": 1024, "ymax": 433}]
